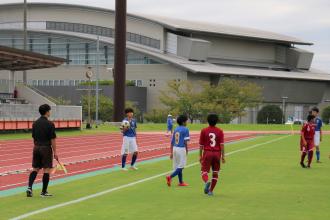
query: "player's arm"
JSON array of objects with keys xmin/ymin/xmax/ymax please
[
  {"xmin": 170, "ymin": 134, "xmax": 174, "ymax": 159},
  {"xmin": 185, "ymin": 140, "xmax": 189, "ymax": 155},
  {"xmin": 221, "ymin": 144, "xmax": 225, "ymax": 163},
  {"xmin": 50, "ymin": 123, "xmax": 58, "ymax": 160},
  {"xmin": 185, "ymin": 129, "xmax": 190, "ymax": 155},
  {"xmin": 320, "ymin": 120, "xmax": 323, "ymax": 142},
  {"xmin": 199, "ymin": 130, "xmax": 205, "ymax": 163},
  {"xmin": 301, "ymin": 128, "xmax": 307, "ymax": 146},
  {"xmin": 51, "ymin": 139, "xmax": 58, "ymax": 161}
]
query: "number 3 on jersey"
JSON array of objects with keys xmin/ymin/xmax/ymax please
[{"xmin": 209, "ymin": 133, "xmax": 216, "ymax": 147}]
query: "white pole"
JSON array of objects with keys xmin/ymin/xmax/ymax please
[
  {"xmin": 95, "ymin": 36, "xmax": 100, "ymax": 126},
  {"xmin": 23, "ymin": 0, "xmax": 27, "ymax": 84}
]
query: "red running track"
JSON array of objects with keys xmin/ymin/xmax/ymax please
[{"xmin": 0, "ymin": 133, "xmax": 255, "ymax": 191}]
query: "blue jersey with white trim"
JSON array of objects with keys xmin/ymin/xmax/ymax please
[
  {"xmin": 315, "ymin": 117, "xmax": 322, "ymax": 131},
  {"xmin": 167, "ymin": 117, "xmax": 173, "ymax": 128},
  {"xmin": 171, "ymin": 126, "xmax": 190, "ymax": 148},
  {"xmin": 123, "ymin": 118, "xmax": 137, "ymax": 137}
]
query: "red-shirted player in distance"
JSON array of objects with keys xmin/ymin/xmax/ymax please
[
  {"xmin": 300, "ymin": 114, "xmax": 315, "ymax": 168},
  {"xmin": 199, "ymin": 113, "xmax": 225, "ymax": 196}
]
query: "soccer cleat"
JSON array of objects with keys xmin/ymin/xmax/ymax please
[
  {"xmin": 204, "ymin": 182, "xmax": 211, "ymax": 194},
  {"xmin": 130, "ymin": 166, "xmax": 138, "ymax": 171},
  {"xmin": 121, "ymin": 167, "xmax": 128, "ymax": 171},
  {"xmin": 40, "ymin": 192, "xmax": 53, "ymax": 197},
  {"xmin": 26, "ymin": 188, "xmax": 33, "ymax": 197},
  {"xmin": 207, "ymin": 191, "xmax": 214, "ymax": 196},
  {"xmin": 317, "ymin": 160, "xmax": 321, "ymax": 163},
  {"xmin": 178, "ymin": 182, "xmax": 189, "ymax": 187},
  {"xmin": 300, "ymin": 162, "xmax": 306, "ymax": 168},
  {"xmin": 307, "ymin": 165, "xmax": 311, "ymax": 169},
  {"xmin": 166, "ymin": 176, "xmax": 171, "ymax": 187}
]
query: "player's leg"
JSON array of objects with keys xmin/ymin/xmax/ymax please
[
  {"xmin": 300, "ymin": 142, "xmax": 307, "ymax": 168},
  {"xmin": 307, "ymin": 142, "xmax": 314, "ymax": 168},
  {"xmin": 315, "ymin": 131, "xmax": 321, "ymax": 162},
  {"xmin": 177, "ymin": 148, "xmax": 188, "ymax": 186},
  {"xmin": 208, "ymin": 153, "xmax": 221, "ymax": 196},
  {"xmin": 121, "ymin": 137, "xmax": 129, "ymax": 170},
  {"xmin": 40, "ymin": 146, "xmax": 53, "ymax": 197},
  {"xmin": 130, "ymin": 137, "xmax": 138, "ymax": 170},
  {"xmin": 201, "ymin": 151, "xmax": 211, "ymax": 194},
  {"xmin": 27, "ymin": 146, "xmax": 41, "ymax": 197}
]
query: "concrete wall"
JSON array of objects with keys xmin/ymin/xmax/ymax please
[
  {"xmin": 16, "ymin": 84, "xmax": 56, "ymax": 106},
  {"xmin": 0, "ymin": 4, "xmax": 164, "ymax": 51}
]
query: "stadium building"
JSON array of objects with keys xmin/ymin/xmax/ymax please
[{"xmin": 1, "ymin": 3, "xmax": 330, "ymax": 123}]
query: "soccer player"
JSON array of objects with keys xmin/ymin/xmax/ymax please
[
  {"xmin": 300, "ymin": 114, "xmax": 315, "ymax": 168},
  {"xmin": 120, "ymin": 108, "xmax": 139, "ymax": 171},
  {"xmin": 166, "ymin": 115, "xmax": 190, "ymax": 187},
  {"xmin": 311, "ymin": 107, "xmax": 323, "ymax": 163},
  {"xmin": 26, "ymin": 104, "xmax": 58, "ymax": 197},
  {"xmin": 166, "ymin": 114, "xmax": 174, "ymax": 136},
  {"xmin": 199, "ymin": 114, "xmax": 225, "ymax": 196}
]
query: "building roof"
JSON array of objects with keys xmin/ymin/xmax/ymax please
[
  {"xmin": 0, "ymin": 2, "xmax": 312, "ymax": 46},
  {"xmin": 0, "ymin": 45, "xmax": 66, "ymax": 71},
  {"xmin": 34, "ymin": 29, "xmax": 330, "ymax": 82}
]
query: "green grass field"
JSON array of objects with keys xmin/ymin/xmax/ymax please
[
  {"xmin": 1, "ymin": 134, "xmax": 330, "ymax": 220},
  {"xmin": 2, "ymin": 123, "xmax": 330, "ymax": 140}
]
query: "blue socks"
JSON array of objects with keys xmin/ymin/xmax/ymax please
[
  {"xmin": 131, "ymin": 153, "xmax": 138, "ymax": 166},
  {"xmin": 170, "ymin": 168, "xmax": 183, "ymax": 183},
  {"xmin": 316, "ymin": 151, "xmax": 320, "ymax": 161},
  {"xmin": 122, "ymin": 154, "xmax": 127, "ymax": 168}
]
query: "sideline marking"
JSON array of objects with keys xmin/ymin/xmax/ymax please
[{"xmin": 10, "ymin": 135, "xmax": 289, "ymax": 220}]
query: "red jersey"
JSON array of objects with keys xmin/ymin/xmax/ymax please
[
  {"xmin": 199, "ymin": 126, "xmax": 224, "ymax": 151},
  {"xmin": 301, "ymin": 122, "xmax": 315, "ymax": 140}
]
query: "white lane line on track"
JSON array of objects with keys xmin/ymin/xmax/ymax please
[{"xmin": 9, "ymin": 135, "xmax": 290, "ymax": 220}]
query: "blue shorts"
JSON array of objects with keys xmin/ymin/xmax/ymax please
[{"xmin": 167, "ymin": 126, "xmax": 173, "ymax": 131}]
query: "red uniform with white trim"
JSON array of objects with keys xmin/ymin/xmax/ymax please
[
  {"xmin": 199, "ymin": 126, "xmax": 224, "ymax": 173},
  {"xmin": 300, "ymin": 122, "xmax": 315, "ymax": 153}
]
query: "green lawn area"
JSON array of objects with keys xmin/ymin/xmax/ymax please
[
  {"xmin": 1, "ymin": 134, "xmax": 330, "ymax": 220},
  {"xmin": 2, "ymin": 123, "xmax": 330, "ymax": 141}
]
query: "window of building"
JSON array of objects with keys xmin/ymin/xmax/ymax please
[
  {"xmin": 43, "ymin": 80, "xmax": 48, "ymax": 86},
  {"xmin": 54, "ymin": 80, "xmax": 59, "ymax": 86},
  {"xmin": 49, "ymin": 80, "xmax": 54, "ymax": 86},
  {"xmin": 32, "ymin": 80, "xmax": 38, "ymax": 86},
  {"xmin": 69, "ymin": 80, "xmax": 74, "ymax": 86},
  {"xmin": 75, "ymin": 80, "xmax": 80, "ymax": 86},
  {"xmin": 60, "ymin": 80, "xmax": 65, "ymax": 86},
  {"xmin": 37, "ymin": 80, "xmax": 42, "ymax": 86}
]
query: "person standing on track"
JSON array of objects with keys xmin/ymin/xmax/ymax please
[
  {"xmin": 199, "ymin": 114, "xmax": 225, "ymax": 196},
  {"xmin": 26, "ymin": 104, "xmax": 58, "ymax": 197},
  {"xmin": 166, "ymin": 114, "xmax": 174, "ymax": 136},
  {"xmin": 311, "ymin": 107, "xmax": 323, "ymax": 163}
]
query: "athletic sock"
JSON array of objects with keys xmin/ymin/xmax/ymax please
[
  {"xmin": 178, "ymin": 169, "xmax": 183, "ymax": 184},
  {"xmin": 131, "ymin": 153, "xmax": 138, "ymax": 166},
  {"xmin": 121, "ymin": 154, "xmax": 127, "ymax": 168},
  {"xmin": 300, "ymin": 152, "xmax": 307, "ymax": 164},
  {"xmin": 210, "ymin": 171, "xmax": 219, "ymax": 192},
  {"xmin": 170, "ymin": 168, "xmax": 182, "ymax": 179},
  {"xmin": 308, "ymin": 151, "xmax": 314, "ymax": 167},
  {"xmin": 201, "ymin": 172, "xmax": 209, "ymax": 183},
  {"xmin": 42, "ymin": 173, "xmax": 50, "ymax": 193},
  {"xmin": 316, "ymin": 151, "xmax": 320, "ymax": 161},
  {"xmin": 28, "ymin": 171, "xmax": 38, "ymax": 189}
]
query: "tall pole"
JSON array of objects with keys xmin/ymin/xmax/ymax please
[
  {"xmin": 95, "ymin": 36, "xmax": 100, "ymax": 126},
  {"xmin": 23, "ymin": 0, "xmax": 28, "ymax": 84},
  {"xmin": 113, "ymin": 0, "xmax": 127, "ymax": 122}
]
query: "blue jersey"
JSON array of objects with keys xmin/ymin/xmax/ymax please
[
  {"xmin": 123, "ymin": 118, "xmax": 137, "ymax": 137},
  {"xmin": 171, "ymin": 126, "xmax": 190, "ymax": 148},
  {"xmin": 315, "ymin": 117, "xmax": 322, "ymax": 131},
  {"xmin": 167, "ymin": 117, "xmax": 173, "ymax": 128}
]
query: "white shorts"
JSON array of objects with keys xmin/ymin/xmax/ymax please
[
  {"xmin": 314, "ymin": 131, "xmax": 321, "ymax": 146},
  {"xmin": 173, "ymin": 147, "xmax": 187, "ymax": 169},
  {"xmin": 121, "ymin": 136, "xmax": 138, "ymax": 155}
]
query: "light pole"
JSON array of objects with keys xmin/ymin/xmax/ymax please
[
  {"xmin": 86, "ymin": 67, "xmax": 93, "ymax": 129},
  {"xmin": 113, "ymin": 0, "xmax": 127, "ymax": 122},
  {"xmin": 282, "ymin": 96, "xmax": 288, "ymax": 124},
  {"xmin": 23, "ymin": 0, "xmax": 28, "ymax": 84},
  {"xmin": 95, "ymin": 36, "xmax": 100, "ymax": 127}
]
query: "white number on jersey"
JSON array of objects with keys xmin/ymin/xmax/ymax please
[
  {"xmin": 175, "ymin": 132, "xmax": 180, "ymax": 145},
  {"xmin": 209, "ymin": 133, "xmax": 216, "ymax": 147}
]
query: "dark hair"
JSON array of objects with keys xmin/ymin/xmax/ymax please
[
  {"xmin": 307, "ymin": 114, "xmax": 315, "ymax": 122},
  {"xmin": 176, "ymin": 115, "xmax": 188, "ymax": 126},
  {"xmin": 125, "ymin": 108, "xmax": 134, "ymax": 114},
  {"xmin": 311, "ymin": 107, "xmax": 319, "ymax": 113},
  {"xmin": 207, "ymin": 113, "xmax": 219, "ymax": 126},
  {"xmin": 39, "ymin": 104, "xmax": 51, "ymax": 116}
]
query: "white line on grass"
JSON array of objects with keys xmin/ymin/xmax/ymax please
[{"xmin": 10, "ymin": 135, "xmax": 290, "ymax": 220}]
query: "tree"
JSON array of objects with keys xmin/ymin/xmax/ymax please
[
  {"xmin": 257, "ymin": 105, "xmax": 283, "ymax": 124},
  {"xmin": 321, "ymin": 106, "xmax": 330, "ymax": 124},
  {"xmin": 144, "ymin": 109, "xmax": 169, "ymax": 123},
  {"xmin": 199, "ymin": 79, "xmax": 263, "ymax": 123},
  {"xmin": 159, "ymin": 81, "xmax": 201, "ymax": 123},
  {"xmin": 81, "ymin": 95, "xmax": 113, "ymax": 122}
]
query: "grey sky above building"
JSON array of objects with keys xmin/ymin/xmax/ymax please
[{"xmin": 3, "ymin": 0, "xmax": 330, "ymax": 72}]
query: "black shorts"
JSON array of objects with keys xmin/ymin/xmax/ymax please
[{"xmin": 32, "ymin": 146, "xmax": 53, "ymax": 169}]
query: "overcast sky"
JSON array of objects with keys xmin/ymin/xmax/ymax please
[{"xmin": 2, "ymin": 0, "xmax": 330, "ymax": 72}]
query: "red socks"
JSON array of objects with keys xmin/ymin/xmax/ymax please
[{"xmin": 210, "ymin": 171, "xmax": 219, "ymax": 192}]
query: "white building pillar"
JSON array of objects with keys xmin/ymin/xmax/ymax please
[{"xmin": 8, "ymin": 70, "xmax": 15, "ymax": 93}]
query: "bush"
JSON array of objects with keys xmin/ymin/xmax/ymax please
[
  {"xmin": 321, "ymin": 106, "xmax": 330, "ymax": 124},
  {"xmin": 144, "ymin": 109, "xmax": 170, "ymax": 123},
  {"xmin": 257, "ymin": 105, "xmax": 283, "ymax": 124},
  {"xmin": 81, "ymin": 95, "xmax": 113, "ymax": 122}
]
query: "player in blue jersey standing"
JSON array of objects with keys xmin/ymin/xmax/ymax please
[
  {"xmin": 311, "ymin": 107, "xmax": 323, "ymax": 163},
  {"xmin": 166, "ymin": 115, "xmax": 190, "ymax": 187},
  {"xmin": 166, "ymin": 114, "xmax": 174, "ymax": 136},
  {"xmin": 121, "ymin": 108, "xmax": 139, "ymax": 171}
]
